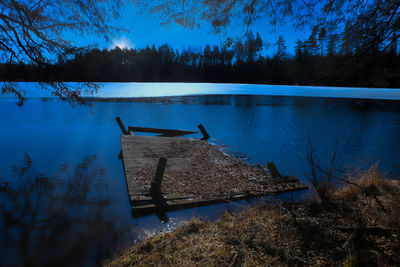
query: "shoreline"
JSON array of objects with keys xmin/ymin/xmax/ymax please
[
  {"xmin": 2, "ymin": 94, "xmax": 400, "ymax": 105},
  {"xmin": 104, "ymin": 167, "xmax": 400, "ymax": 266},
  {"xmin": 3, "ymin": 80, "xmax": 400, "ymax": 90},
  {"xmin": 2, "ymin": 82, "xmax": 400, "ymax": 101},
  {"xmin": 82, "ymin": 94, "xmax": 400, "ymax": 103}
]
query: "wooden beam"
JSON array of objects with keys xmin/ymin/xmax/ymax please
[
  {"xmin": 115, "ymin": 117, "xmax": 129, "ymax": 135},
  {"xmin": 198, "ymin": 124, "xmax": 210, "ymax": 140},
  {"xmin": 267, "ymin": 162, "xmax": 281, "ymax": 179},
  {"xmin": 157, "ymin": 132, "xmax": 196, "ymax": 137},
  {"xmin": 151, "ymin": 158, "xmax": 167, "ymax": 206},
  {"xmin": 131, "ymin": 194, "xmax": 195, "ymax": 205},
  {"xmin": 131, "ymin": 186, "xmax": 308, "ymax": 217},
  {"xmin": 128, "ymin": 126, "xmax": 198, "ymax": 137},
  {"xmin": 273, "ymin": 176, "xmax": 298, "ymax": 184}
]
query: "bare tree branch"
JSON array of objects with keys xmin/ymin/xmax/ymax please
[
  {"xmin": 132, "ymin": 0, "xmax": 400, "ymax": 54},
  {"xmin": 0, "ymin": 0, "xmax": 123, "ymax": 104}
]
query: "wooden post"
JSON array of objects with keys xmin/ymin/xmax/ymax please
[
  {"xmin": 155, "ymin": 211, "xmax": 169, "ymax": 223},
  {"xmin": 115, "ymin": 117, "xmax": 129, "ymax": 135},
  {"xmin": 267, "ymin": 162, "xmax": 281, "ymax": 179},
  {"xmin": 151, "ymin": 158, "xmax": 167, "ymax": 204},
  {"xmin": 198, "ymin": 124, "xmax": 210, "ymax": 140}
]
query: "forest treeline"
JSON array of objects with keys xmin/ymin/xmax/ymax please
[{"xmin": 1, "ymin": 31, "xmax": 400, "ymax": 88}]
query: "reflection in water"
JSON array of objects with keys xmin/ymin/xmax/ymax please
[
  {"xmin": 107, "ymin": 95, "xmax": 400, "ymax": 112},
  {"xmin": 0, "ymin": 154, "xmax": 125, "ymax": 266}
]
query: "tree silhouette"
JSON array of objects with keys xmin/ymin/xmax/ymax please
[
  {"xmin": 327, "ymin": 34, "xmax": 339, "ymax": 56},
  {"xmin": 306, "ymin": 26, "xmax": 319, "ymax": 56},
  {"xmin": 244, "ymin": 31, "xmax": 263, "ymax": 62},
  {"xmin": 294, "ymin": 39, "xmax": 305, "ymax": 59},
  {"xmin": 318, "ymin": 28, "xmax": 327, "ymax": 56},
  {"xmin": 2, "ymin": 35, "xmax": 399, "ymax": 88},
  {"xmin": 133, "ymin": 0, "xmax": 399, "ymax": 55},
  {"xmin": 0, "ymin": 0, "xmax": 122, "ymax": 105},
  {"xmin": 275, "ymin": 35, "xmax": 287, "ymax": 60}
]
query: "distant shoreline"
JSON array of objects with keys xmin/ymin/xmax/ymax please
[
  {"xmin": 82, "ymin": 94, "xmax": 400, "ymax": 102},
  {"xmin": 2, "ymin": 82, "xmax": 400, "ymax": 101},
  {"xmin": 3, "ymin": 80, "xmax": 400, "ymax": 89}
]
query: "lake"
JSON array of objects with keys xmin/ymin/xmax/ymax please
[{"xmin": 1, "ymin": 83, "xmax": 400, "ymax": 266}]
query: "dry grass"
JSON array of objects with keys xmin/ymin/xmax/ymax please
[
  {"xmin": 104, "ymin": 167, "xmax": 400, "ymax": 267},
  {"xmin": 335, "ymin": 166, "xmax": 400, "ymax": 230}
]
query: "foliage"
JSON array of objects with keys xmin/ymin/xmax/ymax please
[
  {"xmin": 0, "ymin": 0, "xmax": 122, "ymax": 104},
  {"xmin": 3, "ymin": 31, "xmax": 400, "ymax": 88},
  {"xmin": 275, "ymin": 35, "xmax": 287, "ymax": 59},
  {"xmin": 132, "ymin": 0, "xmax": 400, "ymax": 54}
]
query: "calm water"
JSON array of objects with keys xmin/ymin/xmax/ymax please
[{"xmin": 1, "ymin": 83, "xmax": 400, "ymax": 266}]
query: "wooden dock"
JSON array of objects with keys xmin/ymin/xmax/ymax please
[{"xmin": 117, "ymin": 118, "xmax": 308, "ymax": 217}]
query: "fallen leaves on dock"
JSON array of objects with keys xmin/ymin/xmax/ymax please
[{"xmin": 133, "ymin": 139, "xmax": 297, "ymax": 200}]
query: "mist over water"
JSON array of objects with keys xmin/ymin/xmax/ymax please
[{"xmin": 1, "ymin": 83, "xmax": 400, "ymax": 265}]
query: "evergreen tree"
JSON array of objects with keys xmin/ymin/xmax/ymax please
[
  {"xmin": 245, "ymin": 31, "xmax": 257, "ymax": 62},
  {"xmin": 306, "ymin": 26, "xmax": 319, "ymax": 56},
  {"xmin": 318, "ymin": 28, "xmax": 327, "ymax": 56},
  {"xmin": 295, "ymin": 39, "xmax": 305, "ymax": 59},
  {"xmin": 234, "ymin": 40, "xmax": 246, "ymax": 63},
  {"xmin": 203, "ymin": 45, "xmax": 211, "ymax": 65},
  {"xmin": 275, "ymin": 35, "xmax": 287, "ymax": 60},
  {"xmin": 341, "ymin": 22, "xmax": 354, "ymax": 56},
  {"xmin": 327, "ymin": 34, "xmax": 339, "ymax": 56}
]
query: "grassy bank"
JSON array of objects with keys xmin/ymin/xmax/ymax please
[{"xmin": 105, "ymin": 167, "xmax": 400, "ymax": 266}]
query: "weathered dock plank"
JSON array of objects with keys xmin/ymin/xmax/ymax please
[
  {"xmin": 130, "ymin": 186, "xmax": 308, "ymax": 217},
  {"xmin": 120, "ymin": 133, "xmax": 308, "ymax": 217}
]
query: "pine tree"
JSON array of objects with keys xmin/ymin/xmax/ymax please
[
  {"xmin": 341, "ymin": 22, "xmax": 354, "ymax": 56},
  {"xmin": 295, "ymin": 39, "xmax": 305, "ymax": 59},
  {"xmin": 318, "ymin": 28, "xmax": 327, "ymax": 55},
  {"xmin": 327, "ymin": 34, "xmax": 339, "ymax": 56},
  {"xmin": 306, "ymin": 26, "xmax": 319, "ymax": 56},
  {"xmin": 275, "ymin": 35, "xmax": 287, "ymax": 60},
  {"xmin": 245, "ymin": 31, "xmax": 256, "ymax": 62}
]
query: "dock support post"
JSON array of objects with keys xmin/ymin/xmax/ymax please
[
  {"xmin": 151, "ymin": 158, "xmax": 167, "ymax": 205},
  {"xmin": 267, "ymin": 162, "xmax": 281, "ymax": 179},
  {"xmin": 116, "ymin": 117, "xmax": 129, "ymax": 135},
  {"xmin": 198, "ymin": 124, "xmax": 210, "ymax": 140}
]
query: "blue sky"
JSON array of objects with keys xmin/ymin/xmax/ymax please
[{"xmin": 71, "ymin": 1, "xmax": 310, "ymax": 56}]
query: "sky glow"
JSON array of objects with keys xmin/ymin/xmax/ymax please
[
  {"xmin": 68, "ymin": 1, "xmax": 309, "ymax": 56},
  {"xmin": 111, "ymin": 36, "xmax": 135, "ymax": 50}
]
